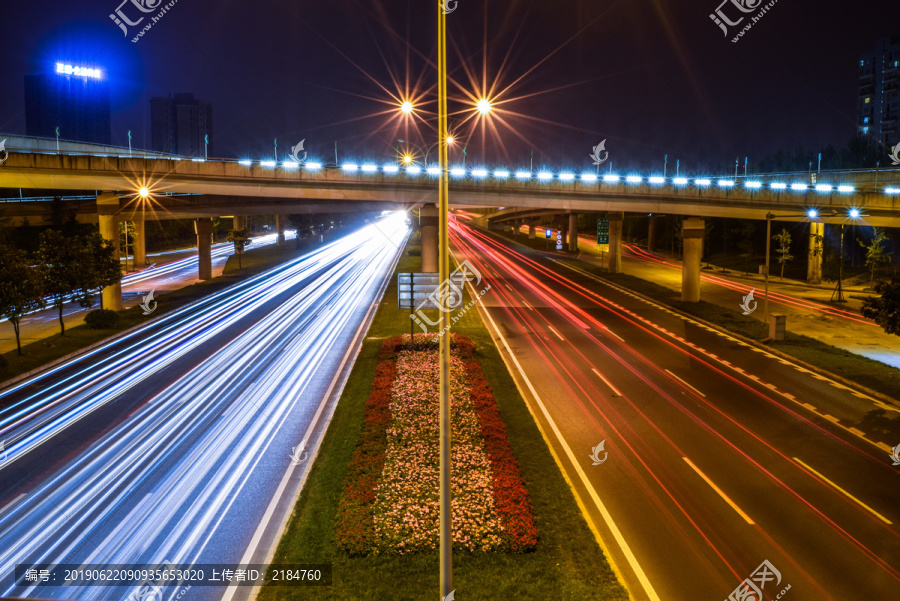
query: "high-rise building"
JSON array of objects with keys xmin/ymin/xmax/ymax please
[
  {"xmin": 25, "ymin": 62, "xmax": 111, "ymax": 145},
  {"xmin": 150, "ymin": 93, "xmax": 213, "ymax": 157},
  {"xmin": 858, "ymin": 36, "xmax": 900, "ymax": 147}
]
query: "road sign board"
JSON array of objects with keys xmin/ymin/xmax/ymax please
[
  {"xmin": 545, "ymin": 229, "xmax": 552, "ymax": 239},
  {"xmin": 597, "ymin": 218, "xmax": 609, "ymax": 245},
  {"xmin": 398, "ymin": 273, "xmax": 442, "ymax": 310}
]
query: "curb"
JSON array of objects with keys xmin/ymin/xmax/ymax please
[
  {"xmin": 0, "ymin": 313, "xmax": 152, "ymax": 394},
  {"xmin": 563, "ymin": 260, "xmax": 900, "ymax": 412}
]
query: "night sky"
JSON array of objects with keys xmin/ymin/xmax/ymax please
[{"xmin": 1, "ymin": 0, "xmax": 898, "ymax": 174}]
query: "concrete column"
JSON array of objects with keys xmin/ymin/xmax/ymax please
[
  {"xmin": 195, "ymin": 218, "xmax": 213, "ymax": 280},
  {"xmin": 807, "ymin": 221, "xmax": 824, "ymax": 284},
  {"xmin": 568, "ymin": 213, "xmax": 578, "ymax": 252},
  {"xmin": 132, "ymin": 216, "xmax": 146, "ymax": 269},
  {"xmin": 276, "ymin": 214, "xmax": 286, "ymax": 246},
  {"xmin": 681, "ymin": 218, "xmax": 705, "ymax": 302},
  {"xmin": 608, "ymin": 212, "xmax": 624, "ymax": 273},
  {"xmin": 420, "ymin": 204, "xmax": 439, "ymax": 272},
  {"xmin": 97, "ymin": 193, "xmax": 123, "ymax": 311},
  {"xmin": 233, "ymin": 215, "xmax": 246, "ymax": 230},
  {"xmin": 648, "ymin": 215, "xmax": 662, "ymax": 252},
  {"xmin": 528, "ymin": 222, "xmax": 536, "ymax": 239}
]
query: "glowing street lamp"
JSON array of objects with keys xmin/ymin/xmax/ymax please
[
  {"xmin": 446, "ymin": 135, "xmax": 455, "ymax": 145},
  {"xmin": 476, "ymin": 98, "xmax": 493, "ymax": 116},
  {"xmin": 138, "ymin": 186, "xmax": 150, "ymax": 199},
  {"xmin": 400, "ymin": 100, "xmax": 414, "ymax": 115}
]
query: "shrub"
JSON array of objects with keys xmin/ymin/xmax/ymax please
[{"xmin": 84, "ymin": 309, "xmax": 120, "ymax": 329}]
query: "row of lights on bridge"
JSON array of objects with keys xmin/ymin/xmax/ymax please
[{"xmin": 224, "ymin": 159, "xmax": 900, "ymax": 196}]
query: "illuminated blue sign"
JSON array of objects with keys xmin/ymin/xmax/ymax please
[{"xmin": 56, "ymin": 63, "xmax": 102, "ymax": 79}]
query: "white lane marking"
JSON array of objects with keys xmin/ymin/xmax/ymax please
[
  {"xmin": 223, "ymin": 238, "xmax": 406, "ymax": 601},
  {"xmin": 474, "ymin": 283, "xmax": 661, "ymax": 601},
  {"xmin": 548, "ymin": 325, "xmax": 565, "ymax": 342},
  {"xmin": 606, "ymin": 330, "xmax": 625, "ymax": 343},
  {"xmin": 793, "ymin": 457, "xmax": 892, "ymax": 525},
  {"xmin": 592, "ymin": 368, "xmax": 623, "ymax": 397},
  {"xmin": 664, "ymin": 369, "xmax": 706, "ymax": 398},
  {"xmin": 683, "ymin": 457, "xmax": 754, "ymax": 525}
]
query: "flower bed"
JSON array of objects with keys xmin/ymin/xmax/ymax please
[{"xmin": 335, "ymin": 334, "xmax": 537, "ymax": 556}]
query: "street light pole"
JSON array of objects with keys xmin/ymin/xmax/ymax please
[
  {"xmin": 764, "ymin": 213, "xmax": 773, "ymax": 323},
  {"xmin": 832, "ymin": 224, "xmax": 846, "ymax": 303},
  {"xmin": 437, "ymin": 4, "xmax": 452, "ymax": 600}
]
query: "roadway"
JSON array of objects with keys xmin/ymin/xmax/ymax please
[
  {"xmin": 0, "ymin": 215, "xmax": 408, "ymax": 601},
  {"xmin": 451, "ymin": 220, "xmax": 900, "ymax": 601},
  {"xmin": 521, "ymin": 224, "xmax": 900, "ymax": 369},
  {"xmin": 0, "ymin": 231, "xmax": 295, "ymax": 355}
]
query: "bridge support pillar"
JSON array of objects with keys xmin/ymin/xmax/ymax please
[
  {"xmin": 420, "ymin": 204, "xmax": 439, "ymax": 272},
  {"xmin": 608, "ymin": 212, "xmax": 623, "ymax": 273},
  {"xmin": 232, "ymin": 216, "xmax": 246, "ymax": 254},
  {"xmin": 568, "ymin": 213, "xmax": 578, "ymax": 252},
  {"xmin": 528, "ymin": 222, "xmax": 536, "ymax": 239},
  {"xmin": 682, "ymin": 218, "xmax": 705, "ymax": 302},
  {"xmin": 97, "ymin": 193, "xmax": 123, "ymax": 312},
  {"xmin": 276, "ymin": 214, "xmax": 286, "ymax": 246},
  {"xmin": 648, "ymin": 215, "xmax": 663, "ymax": 252},
  {"xmin": 807, "ymin": 221, "xmax": 824, "ymax": 284},
  {"xmin": 133, "ymin": 216, "xmax": 146, "ymax": 269},
  {"xmin": 195, "ymin": 218, "xmax": 213, "ymax": 280}
]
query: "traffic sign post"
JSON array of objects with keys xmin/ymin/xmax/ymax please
[
  {"xmin": 597, "ymin": 217, "xmax": 610, "ymax": 260},
  {"xmin": 545, "ymin": 227, "xmax": 551, "ymax": 250},
  {"xmin": 556, "ymin": 232, "xmax": 563, "ymax": 251}
]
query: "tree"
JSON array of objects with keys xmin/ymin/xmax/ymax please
[
  {"xmin": 773, "ymin": 228, "xmax": 794, "ymax": 280},
  {"xmin": 0, "ymin": 245, "xmax": 45, "ymax": 354},
  {"xmin": 735, "ymin": 221, "xmax": 756, "ymax": 259},
  {"xmin": 858, "ymin": 227, "xmax": 892, "ymax": 285},
  {"xmin": 861, "ymin": 278, "xmax": 900, "ymax": 336},
  {"xmin": 36, "ymin": 230, "xmax": 81, "ymax": 335},
  {"xmin": 75, "ymin": 232, "xmax": 122, "ymax": 310},
  {"xmin": 226, "ymin": 228, "xmax": 251, "ymax": 270}
]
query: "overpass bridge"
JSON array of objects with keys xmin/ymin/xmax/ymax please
[{"xmin": 2, "ymin": 138, "xmax": 900, "ymax": 309}]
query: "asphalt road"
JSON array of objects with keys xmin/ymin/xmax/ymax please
[
  {"xmin": 452, "ymin": 220, "xmax": 900, "ymax": 601},
  {"xmin": 0, "ymin": 216, "xmax": 407, "ymax": 601}
]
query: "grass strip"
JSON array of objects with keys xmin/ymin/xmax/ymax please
[{"xmin": 259, "ymin": 243, "xmax": 628, "ymax": 600}]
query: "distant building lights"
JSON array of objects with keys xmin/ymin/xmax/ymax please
[{"xmin": 56, "ymin": 63, "xmax": 102, "ymax": 79}]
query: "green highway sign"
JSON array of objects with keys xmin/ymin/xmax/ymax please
[{"xmin": 597, "ymin": 218, "xmax": 609, "ymax": 245}]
